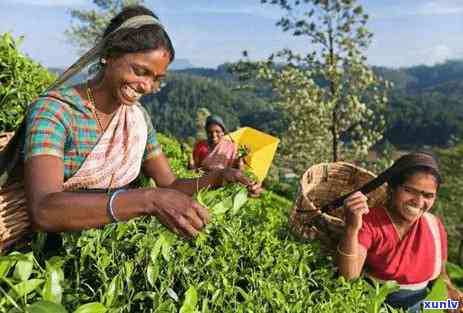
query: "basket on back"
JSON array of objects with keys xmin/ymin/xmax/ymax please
[
  {"xmin": 0, "ymin": 132, "xmax": 29, "ymax": 253},
  {"xmin": 289, "ymin": 161, "xmax": 387, "ymax": 250}
]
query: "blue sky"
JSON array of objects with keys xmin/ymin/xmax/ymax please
[{"xmin": 0, "ymin": 0, "xmax": 462, "ymax": 69}]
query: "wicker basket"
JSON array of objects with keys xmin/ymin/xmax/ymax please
[
  {"xmin": 0, "ymin": 132, "xmax": 30, "ymax": 253},
  {"xmin": 289, "ymin": 162, "xmax": 387, "ymax": 249}
]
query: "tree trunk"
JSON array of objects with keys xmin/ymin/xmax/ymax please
[{"xmin": 328, "ymin": 24, "xmax": 338, "ymax": 162}]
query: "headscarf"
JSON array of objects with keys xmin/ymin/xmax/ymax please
[
  {"xmin": 322, "ymin": 152, "xmax": 440, "ymax": 212},
  {"xmin": 48, "ymin": 14, "xmax": 170, "ymax": 90},
  {"xmin": 205, "ymin": 115, "xmax": 227, "ymax": 133}
]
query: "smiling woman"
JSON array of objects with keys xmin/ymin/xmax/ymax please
[
  {"xmin": 337, "ymin": 152, "xmax": 463, "ymax": 313},
  {"xmin": 0, "ymin": 5, "xmax": 262, "ymax": 250}
]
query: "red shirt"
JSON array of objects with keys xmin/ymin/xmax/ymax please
[
  {"xmin": 193, "ymin": 140, "xmax": 210, "ymax": 167},
  {"xmin": 358, "ymin": 207, "xmax": 447, "ymax": 285}
]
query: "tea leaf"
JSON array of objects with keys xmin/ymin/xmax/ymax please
[
  {"xmin": 13, "ymin": 252, "xmax": 33, "ymax": 282},
  {"xmin": 27, "ymin": 300, "xmax": 68, "ymax": 313},
  {"xmin": 73, "ymin": 302, "xmax": 107, "ymax": 313}
]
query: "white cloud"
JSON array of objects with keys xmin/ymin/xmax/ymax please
[
  {"xmin": 154, "ymin": 2, "xmax": 282, "ymax": 21},
  {"xmin": 410, "ymin": 44, "xmax": 455, "ymax": 65},
  {"xmin": 416, "ymin": 1, "xmax": 463, "ymax": 16},
  {"xmin": 8, "ymin": 0, "xmax": 86, "ymax": 6},
  {"xmin": 369, "ymin": 1, "xmax": 463, "ymax": 20}
]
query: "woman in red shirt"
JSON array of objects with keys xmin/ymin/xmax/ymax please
[
  {"xmin": 192, "ymin": 115, "xmax": 238, "ymax": 171},
  {"xmin": 337, "ymin": 152, "xmax": 463, "ymax": 312}
]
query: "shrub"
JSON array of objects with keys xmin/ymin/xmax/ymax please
[{"xmin": 0, "ymin": 32, "xmax": 56, "ymax": 131}]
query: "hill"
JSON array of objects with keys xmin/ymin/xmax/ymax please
[
  {"xmin": 157, "ymin": 60, "xmax": 463, "ymax": 148},
  {"xmin": 47, "ymin": 59, "xmax": 463, "ymax": 148},
  {"xmin": 375, "ymin": 61, "xmax": 463, "ymax": 147},
  {"xmin": 141, "ymin": 72, "xmax": 287, "ymax": 140},
  {"xmin": 169, "ymin": 58, "xmax": 195, "ymax": 70}
]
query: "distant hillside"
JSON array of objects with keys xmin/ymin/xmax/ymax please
[
  {"xmin": 174, "ymin": 60, "xmax": 463, "ymax": 147},
  {"xmin": 169, "ymin": 58, "xmax": 195, "ymax": 70},
  {"xmin": 372, "ymin": 60, "xmax": 463, "ymax": 147},
  {"xmin": 174, "ymin": 64, "xmax": 235, "ymax": 80},
  {"xmin": 48, "ymin": 59, "xmax": 463, "ymax": 148},
  {"xmin": 48, "ymin": 67, "xmax": 88, "ymax": 86},
  {"xmin": 141, "ymin": 73, "xmax": 287, "ymax": 140},
  {"xmin": 374, "ymin": 59, "xmax": 463, "ymax": 91}
]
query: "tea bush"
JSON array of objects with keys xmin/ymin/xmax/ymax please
[
  {"xmin": 0, "ymin": 32, "xmax": 56, "ymax": 131},
  {"xmin": 433, "ymin": 144, "xmax": 463, "ymax": 262},
  {"xmin": 0, "ymin": 134, "xmax": 401, "ymax": 313}
]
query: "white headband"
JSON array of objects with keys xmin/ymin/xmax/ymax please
[{"xmin": 48, "ymin": 14, "xmax": 167, "ymax": 90}]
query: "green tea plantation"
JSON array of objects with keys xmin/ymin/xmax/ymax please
[{"xmin": 0, "ymin": 134, "xmax": 407, "ymax": 313}]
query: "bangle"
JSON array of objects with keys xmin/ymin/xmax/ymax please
[
  {"xmin": 337, "ymin": 244, "xmax": 357, "ymax": 257},
  {"xmin": 107, "ymin": 188, "xmax": 127, "ymax": 223}
]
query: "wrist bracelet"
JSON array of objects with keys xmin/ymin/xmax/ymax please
[
  {"xmin": 107, "ymin": 188, "xmax": 127, "ymax": 223},
  {"xmin": 337, "ymin": 244, "xmax": 357, "ymax": 257}
]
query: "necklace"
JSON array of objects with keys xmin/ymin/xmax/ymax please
[
  {"xmin": 86, "ymin": 85, "xmax": 107, "ymax": 132},
  {"xmin": 85, "ymin": 83, "xmax": 116, "ymax": 192}
]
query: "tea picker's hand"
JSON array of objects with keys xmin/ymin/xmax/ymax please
[
  {"xmin": 343, "ymin": 191, "xmax": 369, "ymax": 232},
  {"xmin": 145, "ymin": 188, "xmax": 210, "ymax": 239},
  {"xmin": 221, "ymin": 167, "xmax": 263, "ymax": 197}
]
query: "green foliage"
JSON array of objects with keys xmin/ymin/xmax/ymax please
[
  {"xmin": 152, "ymin": 60, "xmax": 463, "ymax": 150},
  {"xmin": 194, "ymin": 107, "xmax": 211, "ymax": 141},
  {"xmin": 141, "ymin": 73, "xmax": 285, "ymax": 139},
  {"xmin": 231, "ymin": 0, "xmax": 388, "ymax": 173},
  {"xmin": 447, "ymin": 262, "xmax": 463, "ymax": 289},
  {"xmin": 0, "ymin": 191, "xmax": 398, "ymax": 312},
  {"xmin": 364, "ymin": 280, "xmax": 400, "ymax": 313},
  {"xmin": 0, "ymin": 134, "xmax": 401, "ymax": 313},
  {"xmin": 432, "ymin": 144, "xmax": 463, "ymax": 262},
  {"xmin": 157, "ymin": 133, "xmax": 195, "ymax": 178},
  {"xmin": 0, "ymin": 32, "xmax": 56, "ymax": 131},
  {"xmin": 423, "ymin": 279, "xmax": 447, "ymax": 313},
  {"xmin": 374, "ymin": 60, "xmax": 463, "ymax": 147}
]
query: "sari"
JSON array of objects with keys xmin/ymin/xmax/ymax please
[
  {"xmin": 0, "ymin": 87, "xmax": 154, "ymax": 251},
  {"xmin": 200, "ymin": 138, "xmax": 237, "ymax": 171},
  {"xmin": 359, "ymin": 207, "xmax": 446, "ymax": 311},
  {"xmin": 24, "ymin": 87, "xmax": 154, "ymax": 190}
]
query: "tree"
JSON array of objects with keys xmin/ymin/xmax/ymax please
[
  {"xmin": 195, "ymin": 107, "xmax": 211, "ymax": 142},
  {"xmin": 65, "ymin": 0, "xmax": 143, "ymax": 52},
  {"xmin": 233, "ymin": 0, "xmax": 388, "ymax": 173}
]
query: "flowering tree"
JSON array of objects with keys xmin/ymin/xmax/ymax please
[{"xmin": 234, "ymin": 0, "xmax": 389, "ymax": 173}]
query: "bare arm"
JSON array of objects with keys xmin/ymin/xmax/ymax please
[
  {"xmin": 337, "ymin": 228, "xmax": 368, "ymax": 279},
  {"xmin": 337, "ymin": 191, "xmax": 370, "ymax": 279},
  {"xmin": 24, "ymin": 155, "xmax": 146, "ymax": 232},
  {"xmin": 142, "ymin": 153, "xmax": 257, "ymax": 196},
  {"xmin": 25, "ymin": 155, "xmax": 209, "ymax": 238}
]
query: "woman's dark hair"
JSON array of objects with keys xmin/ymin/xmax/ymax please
[
  {"xmin": 101, "ymin": 5, "xmax": 175, "ymax": 61},
  {"xmin": 387, "ymin": 166, "xmax": 442, "ymax": 190},
  {"xmin": 205, "ymin": 115, "xmax": 226, "ymax": 133}
]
